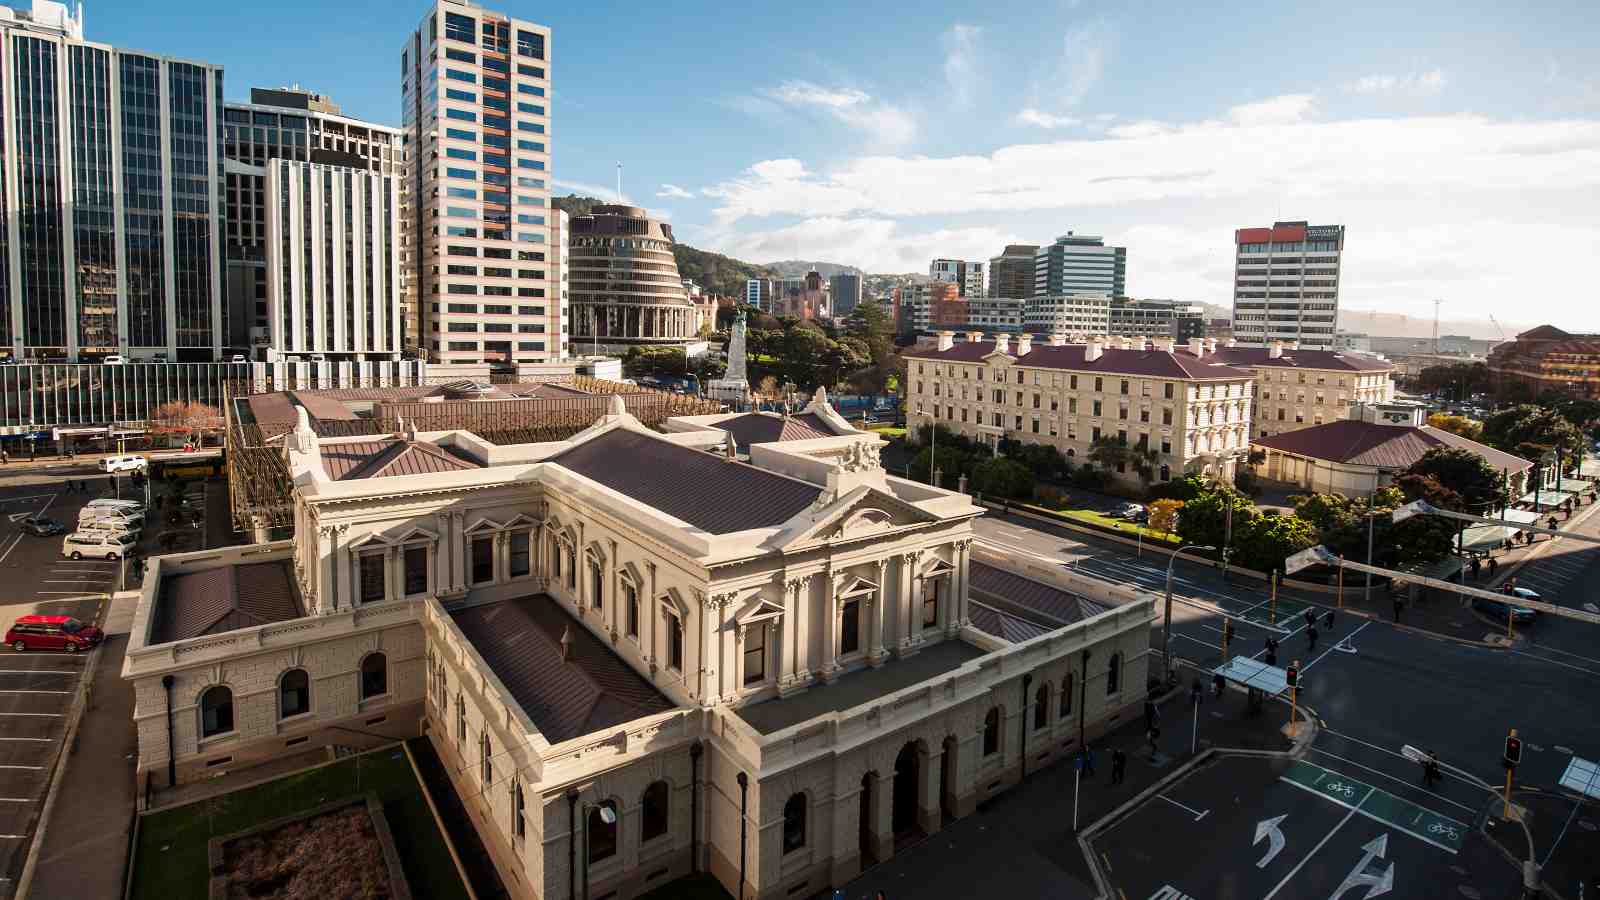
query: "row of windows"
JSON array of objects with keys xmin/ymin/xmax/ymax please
[{"xmin": 197, "ymin": 653, "xmax": 387, "ymax": 739}]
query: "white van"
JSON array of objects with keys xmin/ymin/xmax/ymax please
[
  {"xmin": 87, "ymin": 498, "xmax": 144, "ymax": 512},
  {"xmin": 79, "ymin": 506, "xmax": 144, "ymax": 528},
  {"xmin": 62, "ymin": 531, "xmax": 136, "ymax": 560},
  {"xmin": 103, "ymin": 355, "xmax": 127, "ymax": 365},
  {"xmin": 77, "ymin": 517, "xmax": 141, "ymax": 537},
  {"xmin": 98, "ymin": 455, "xmax": 147, "ymax": 473}
]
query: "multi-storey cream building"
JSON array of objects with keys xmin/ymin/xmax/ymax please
[
  {"xmin": 902, "ymin": 333, "xmax": 1255, "ymax": 487},
  {"xmin": 122, "ymin": 389, "xmax": 1152, "ymax": 900},
  {"xmin": 1214, "ymin": 340, "xmax": 1394, "ymax": 439}
]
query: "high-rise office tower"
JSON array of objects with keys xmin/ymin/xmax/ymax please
[
  {"xmin": 0, "ymin": 0, "xmax": 225, "ymax": 362},
  {"xmin": 828, "ymin": 273, "xmax": 862, "ymax": 318},
  {"xmin": 929, "ymin": 259, "xmax": 984, "ymax": 298},
  {"xmin": 224, "ymin": 88, "xmax": 403, "ymax": 359},
  {"xmin": 1033, "ymin": 233, "xmax": 1125, "ymax": 298},
  {"xmin": 402, "ymin": 0, "xmax": 559, "ymax": 366},
  {"xmin": 1231, "ymin": 221, "xmax": 1344, "ymax": 348},
  {"xmin": 987, "ymin": 244, "xmax": 1038, "ymax": 299}
]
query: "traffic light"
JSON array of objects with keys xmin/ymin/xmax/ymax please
[
  {"xmin": 1285, "ymin": 664, "xmax": 1299, "ymax": 688},
  {"xmin": 1504, "ymin": 733, "xmax": 1523, "ymax": 767}
]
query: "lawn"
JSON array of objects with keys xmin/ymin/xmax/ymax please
[
  {"xmin": 1028, "ymin": 505, "xmax": 1182, "ymax": 545},
  {"xmin": 131, "ymin": 746, "xmax": 470, "ymax": 900},
  {"xmin": 868, "ymin": 425, "xmax": 907, "ymax": 438}
]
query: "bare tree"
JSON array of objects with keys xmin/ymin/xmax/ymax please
[{"xmin": 149, "ymin": 401, "xmax": 223, "ymax": 446}]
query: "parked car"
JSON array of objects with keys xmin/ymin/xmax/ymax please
[
  {"xmin": 1473, "ymin": 591, "xmax": 1539, "ymax": 625},
  {"xmin": 76, "ymin": 517, "xmax": 141, "ymax": 538},
  {"xmin": 102, "ymin": 355, "xmax": 127, "ymax": 365},
  {"xmin": 5, "ymin": 614, "xmax": 102, "ymax": 653},
  {"xmin": 19, "ymin": 516, "xmax": 66, "ymax": 536},
  {"xmin": 1113, "ymin": 502, "xmax": 1146, "ymax": 520},
  {"xmin": 229, "ymin": 354, "xmax": 247, "ymax": 363},
  {"xmin": 98, "ymin": 454, "xmax": 147, "ymax": 473},
  {"xmin": 61, "ymin": 530, "xmax": 137, "ymax": 560}
]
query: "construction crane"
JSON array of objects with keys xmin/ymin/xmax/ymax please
[
  {"xmin": 1488, "ymin": 314, "xmax": 1508, "ymax": 342},
  {"xmin": 1432, "ymin": 298, "xmax": 1441, "ymax": 356}
]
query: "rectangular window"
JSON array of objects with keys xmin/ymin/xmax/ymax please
[
  {"xmin": 471, "ymin": 536, "xmax": 494, "ymax": 584},
  {"xmin": 744, "ymin": 625, "xmax": 766, "ymax": 685},
  {"xmin": 667, "ymin": 611, "xmax": 683, "ymax": 671},
  {"xmin": 359, "ymin": 554, "xmax": 385, "ymax": 603},
  {"xmin": 517, "ymin": 64, "xmax": 544, "ymax": 77},
  {"xmin": 446, "ymin": 148, "xmax": 477, "ymax": 161},
  {"xmin": 509, "ymin": 531, "xmax": 530, "ymax": 577},
  {"xmin": 445, "ymin": 167, "xmax": 476, "ymax": 180},
  {"xmin": 403, "ymin": 546, "xmax": 428, "ymax": 595},
  {"xmin": 517, "ymin": 29, "xmax": 545, "ymax": 59},
  {"xmin": 446, "ymin": 127, "xmax": 476, "ymax": 141},
  {"xmin": 923, "ymin": 579, "xmax": 940, "ymax": 628},
  {"xmin": 445, "ymin": 68, "xmax": 476, "ymax": 84},
  {"xmin": 626, "ymin": 583, "xmax": 639, "ymax": 637},
  {"xmin": 446, "ymin": 108, "xmax": 477, "ymax": 122},
  {"xmin": 517, "ymin": 83, "xmax": 545, "ymax": 97},
  {"xmin": 445, "ymin": 88, "xmax": 476, "ymax": 103},
  {"xmin": 445, "ymin": 47, "xmax": 476, "ymax": 63}
]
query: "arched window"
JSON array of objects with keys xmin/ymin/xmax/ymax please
[
  {"xmin": 480, "ymin": 730, "xmax": 493, "ymax": 785},
  {"xmin": 640, "ymin": 780, "xmax": 670, "ymax": 842},
  {"xmin": 279, "ymin": 669, "xmax": 310, "ymax": 719},
  {"xmin": 1034, "ymin": 683, "xmax": 1050, "ymax": 731},
  {"xmin": 1060, "ymin": 674, "xmax": 1074, "ymax": 718},
  {"xmin": 513, "ymin": 780, "xmax": 526, "ymax": 839},
  {"xmin": 587, "ymin": 801, "xmax": 618, "ymax": 863},
  {"xmin": 361, "ymin": 653, "xmax": 388, "ymax": 700},
  {"xmin": 782, "ymin": 793, "xmax": 807, "ymax": 854},
  {"xmin": 199, "ymin": 685, "xmax": 234, "ymax": 738},
  {"xmin": 456, "ymin": 694, "xmax": 466, "ymax": 743},
  {"xmin": 982, "ymin": 707, "xmax": 1001, "ymax": 757},
  {"xmin": 1106, "ymin": 653, "xmax": 1121, "ymax": 695}
]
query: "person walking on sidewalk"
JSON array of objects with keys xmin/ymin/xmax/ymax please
[
  {"xmin": 1081, "ymin": 746, "xmax": 1096, "ymax": 778},
  {"xmin": 1307, "ymin": 624, "xmax": 1319, "ymax": 652},
  {"xmin": 1, "ymin": 449, "xmax": 8, "ymax": 465},
  {"xmin": 1392, "ymin": 596, "xmax": 1405, "ymax": 624},
  {"xmin": 1111, "ymin": 748, "xmax": 1127, "ymax": 785},
  {"xmin": 1302, "ymin": 608, "xmax": 1316, "ymax": 630},
  {"xmin": 1422, "ymin": 751, "xmax": 1442, "ymax": 789},
  {"xmin": 1488, "ymin": 556, "xmax": 1499, "ymax": 577}
]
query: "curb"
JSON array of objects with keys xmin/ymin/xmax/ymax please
[
  {"xmin": 1486, "ymin": 492, "xmax": 1600, "ymax": 592},
  {"xmin": 15, "ymin": 637, "xmax": 106, "ymax": 900},
  {"xmin": 403, "ymin": 738, "xmax": 479, "ymax": 900}
]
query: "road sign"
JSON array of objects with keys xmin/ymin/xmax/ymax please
[{"xmin": 1254, "ymin": 814, "xmax": 1287, "ymax": 868}]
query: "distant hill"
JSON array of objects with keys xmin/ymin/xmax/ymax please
[
  {"xmin": 551, "ymin": 194, "xmax": 605, "ymax": 218},
  {"xmin": 764, "ymin": 260, "xmax": 864, "ymax": 278},
  {"xmin": 674, "ymin": 245, "xmax": 782, "ymax": 298}
]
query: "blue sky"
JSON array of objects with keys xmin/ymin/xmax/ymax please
[{"xmin": 89, "ymin": 0, "xmax": 1600, "ymax": 326}]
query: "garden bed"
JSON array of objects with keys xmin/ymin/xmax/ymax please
[{"xmin": 208, "ymin": 793, "xmax": 411, "ymax": 900}]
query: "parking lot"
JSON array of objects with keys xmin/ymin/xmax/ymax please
[
  {"xmin": 1090, "ymin": 753, "xmax": 1520, "ymax": 900},
  {"xmin": 0, "ymin": 651, "xmax": 86, "ymax": 890}
]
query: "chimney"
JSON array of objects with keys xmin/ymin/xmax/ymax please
[
  {"xmin": 1085, "ymin": 338, "xmax": 1103, "ymax": 362},
  {"xmin": 560, "ymin": 625, "xmax": 574, "ymax": 661},
  {"xmin": 1016, "ymin": 334, "xmax": 1033, "ymax": 355},
  {"xmin": 1156, "ymin": 337, "xmax": 1175, "ymax": 352},
  {"xmin": 1225, "ymin": 338, "xmax": 1237, "ymax": 348},
  {"xmin": 966, "ymin": 331, "xmax": 984, "ymax": 345},
  {"xmin": 993, "ymin": 333, "xmax": 1011, "ymax": 355},
  {"xmin": 936, "ymin": 330, "xmax": 955, "ymax": 351},
  {"xmin": 1188, "ymin": 337, "xmax": 1205, "ymax": 357},
  {"xmin": 1048, "ymin": 333, "xmax": 1066, "ymax": 347},
  {"xmin": 1268, "ymin": 340, "xmax": 1283, "ymax": 359},
  {"xmin": 1205, "ymin": 337, "xmax": 1218, "ymax": 353}
]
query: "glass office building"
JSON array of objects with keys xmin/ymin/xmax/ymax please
[{"xmin": 0, "ymin": 1, "xmax": 225, "ymax": 363}]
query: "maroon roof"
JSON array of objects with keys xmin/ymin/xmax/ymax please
[
  {"xmin": 291, "ymin": 391, "xmax": 360, "ymax": 421},
  {"xmin": 713, "ymin": 412, "xmax": 833, "ymax": 446},
  {"xmin": 1516, "ymin": 325, "xmax": 1572, "ymax": 340},
  {"xmin": 152, "ymin": 560, "xmax": 304, "ymax": 644},
  {"xmin": 1252, "ymin": 420, "xmax": 1532, "ymax": 472},
  {"xmin": 970, "ymin": 561, "xmax": 1111, "ymax": 626},
  {"xmin": 321, "ymin": 438, "xmax": 484, "ymax": 480},
  {"xmin": 450, "ymin": 596, "xmax": 675, "ymax": 744},
  {"xmin": 1214, "ymin": 347, "xmax": 1393, "ymax": 372},
  {"xmin": 550, "ymin": 429, "xmax": 822, "ymax": 533},
  {"xmin": 968, "ymin": 601, "xmax": 1055, "ymax": 643},
  {"xmin": 903, "ymin": 341, "xmax": 1253, "ymax": 380}
]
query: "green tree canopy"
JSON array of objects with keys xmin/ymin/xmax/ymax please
[
  {"xmin": 1403, "ymin": 447, "xmax": 1505, "ymax": 511},
  {"xmin": 1482, "ymin": 405, "xmax": 1582, "ymax": 462},
  {"xmin": 1233, "ymin": 513, "xmax": 1317, "ymax": 573},
  {"xmin": 1174, "ymin": 485, "xmax": 1255, "ymax": 552},
  {"xmin": 971, "ymin": 457, "xmax": 1035, "ymax": 500}
]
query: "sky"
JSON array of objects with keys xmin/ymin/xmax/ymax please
[{"xmin": 86, "ymin": 0, "xmax": 1600, "ymax": 327}]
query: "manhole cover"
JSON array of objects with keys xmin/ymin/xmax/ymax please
[{"xmin": 1459, "ymin": 886, "xmax": 1482, "ymax": 899}]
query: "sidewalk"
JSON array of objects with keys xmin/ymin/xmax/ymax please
[{"xmin": 836, "ymin": 680, "xmax": 1297, "ymax": 900}]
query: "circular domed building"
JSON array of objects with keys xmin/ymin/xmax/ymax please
[{"xmin": 567, "ymin": 205, "xmax": 699, "ymax": 353}]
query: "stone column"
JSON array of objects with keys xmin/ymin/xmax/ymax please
[
  {"xmin": 792, "ymin": 575, "xmax": 812, "ymax": 687},
  {"xmin": 823, "ymin": 572, "xmax": 841, "ymax": 681},
  {"xmin": 917, "ymin": 745, "xmax": 943, "ymax": 835},
  {"xmin": 868, "ymin": 559, "xmax": 888, "ymax": 666},
  {"xmin": 435, "ymin": 514, "xmax": 452, "ymax": 592},
  {"xmin": 867, "ymin": 770, "xmax": 894, "ymax": 863},
  {"xmin": 386, "ymin": 545, "xmax": 401, "ymax": 602},
  {"xmin": 779, "ymin": 578, "xmax": 801, "ymax": 692},
  {"xmin": 898, "ymin": 552, "xmax": 921, "ymax": 655}
]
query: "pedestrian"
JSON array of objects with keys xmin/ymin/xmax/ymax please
[
  {"xmin": 1144, "ymin": 699, "xmax": 1159, "ymax": 729},
  {"xmin": 1147, "ymin": 725, "xmax": 1161, "ymax": 756},
  {"xmin": 1082, "ymin": 746, "xmax": 1096, "ymax": 778},
  {"xmin": 1111, "ymin": 748, "xmax": 1127, "ymax": 785},
  {"xmin": 1470, "ymin": 557, "xmax": 1482, "ymax": 579},
  {"xmin": 1392, "ymin": 596, "xmax": 1404, "ymax": 623},
  {"xmin": 1422, "ymin": 751, "xmax": 1442, "ymax": 789},
  {"xmin": 1488, "ymin": 556, "xmax": 1499, "ymax": 576},
  {"xmin": 0, "ymin": 449, "xmax": 8, "ymax": 464},
  {"xmin": 1322, "ymin": 610, "xmax": 1334, "ymax": 631},
  {"xmin": 1307, "ymin": 625, "xmax": 1319, "ymax": 652}
]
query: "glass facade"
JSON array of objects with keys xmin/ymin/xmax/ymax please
[
  {"xmin": 167, "ymin": 62, "xmax": 216, "ymax": 349},
  {"xmin": 69, "ymin": 45, "xmax": 117, "ymax": 353},
  {"xmin": 119, "ymin": 53, "xmax": 167, "ymax": 349},
  {"xmin": 15, "ymin": 37, "xmax": 66, "ymax": 353},
  {"xmin": 0, "ymin": 362, "xmax": 245, "ymax": 430}
]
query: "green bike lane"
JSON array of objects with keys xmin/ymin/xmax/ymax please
[{"xmin": 1278, "ymin": 758, "xmax": 1468, "ymax": 854}]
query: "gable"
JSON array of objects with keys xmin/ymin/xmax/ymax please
[{"xmin": 777, "ymin": 485, "xmax": 941, "ymax": 551}]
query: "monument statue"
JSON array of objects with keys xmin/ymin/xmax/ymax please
[{"xmin": 707, "ymin": 310, "xmax": 752, "ymax": 405}]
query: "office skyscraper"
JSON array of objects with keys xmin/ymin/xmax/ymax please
[
  {"xmin": 402, "ymin": 0, "xmax": 560, "ymax": 365},
  {"xmin": 929, "ymin": 259, "xmax": 984, "ymax": 298},
  {"xmin": 1033, "ymin": 233, "xmax": 1125, "ymax": 298},
  {"xmin": 1231, "ymin": 221, "xmax": 1344, "ymax": 348},
  {"xmin": 829, "ymin": 273, "xmax": 862, "ymax": 318},
  {"xmin": 987, "ymin": 244, "xmax": 1038, "ymax": 299},
  {"xmin": 0, "ymin": 0, "xmax": 225, "ymax": 362}
]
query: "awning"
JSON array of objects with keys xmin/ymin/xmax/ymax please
[
  {"xmin": 1516, "ymin": 490, "xmax": 1573, "ymax": 510},
  {"xmin": 1581, "ymin": 459, "xmax": 1600, "ymax": 478},
  {"xmin": 1456, "ymin": 509, "xmax": 1540, "ymax": 553},
  {"xmin": 1559, "ymin": 478, "xmax": 1592, "ymax": 492},
  {"xmin": 1213, "ymin": 656, "xmax": 1289, "ymax": 695}
]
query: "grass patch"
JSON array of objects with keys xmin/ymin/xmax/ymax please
[
  {"xmin": 1024, "ymin": 504, "xmax": 1182, "ymax": 544},
  {"xmin": 868, "ymin": 425, "xmax": 907, "ymax": 438},
  {"xmin": 131, "ymin": 746, "xmax": 469, "ymax": 900}
]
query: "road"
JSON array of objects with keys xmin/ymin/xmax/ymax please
[{"xmin": 974, "ymin": 512, "xmax": 1600, "ymax": 897}]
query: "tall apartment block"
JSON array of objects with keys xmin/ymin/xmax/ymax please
[
  {"xmin": 930, "ymin": 258, "xmax": 984, "ymax": 298},
  {"xmin": 403, "ymin": 0, "xmax": 560, "ymax": 366},
  {"xmin": 224, "ymin": 88, "xmax": 403, "ymax": 360},
  {"xmin": 1108, "ymin": 298, "xmax": 1205, "ymax": 341},
  {"xmin": 987, "ymin": 244, "xmax": 1037, "ymax": 299},
  {"xmin": 0, "ymin": 0, "xmax": 224, "ymax": 363},
  {"xmin": 1231, "ymin": 221, "xmax": 1343, "ymax": 348},
  {"xmin": 1034, "ymin": 233, "xmax": 1125, "ymax": 298},
  {"xmin": 744, "ymin": 278, "xmax": 773, "ymax": 312},
  {"xmin": 828, "ymin": 273, "xmax": 862, "ymax": 318}
]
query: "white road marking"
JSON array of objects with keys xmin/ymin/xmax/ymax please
[
  {"xmin": 0, "ymin": 533, "xmax": 23, "ymax": 568},
  {"xmin": 1303, "ymin": 622, "xmax": 1372, "ymax": 673},
  {"xmin": 0, "ymin": 738, "xmax": 52, "ymax": 743},
  {"xmin": 1507, "ymin": 649, "xmax": 1600, "ymax": 678},
  {"xmin": 0, "ymin": 766, "xmax": 42, "ymax": 771},
  {"xmin": 1264, "ymin": 802, "xmax": 1363, "ymax": 900},
  {"xmin": 1319, "ymin": 727, "xmax": 1490, "ymax": 791},
  {"xmin": 1156, "ymin": 794, "xmax": 1209, "ymax": 821},
  {"xmin": 1306, "ymin": 747, "xmax": 1476, "ymax": 814},
  {"xmin": 0, "ymin": 712, "xmax": 61, "ymax": 717},
  {"xmin": 0, "ymin": 671, "xmax": 77, "ymax": 676},
  {"xmin": 1175, "ymin": 633, "xmax": 1221, "ymax": 651},
  {"xmin": 0, "ymin": 689, "xmax": 69, "ymax": 694}
]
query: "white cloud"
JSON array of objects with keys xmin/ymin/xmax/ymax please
[
  {"xmin": 943, "ymin": 24, "xmax": 983, "ymax": 109},
  {"xmin": 700, "ymin": 217, "xmax": 1022, "ymax": 274},
  {"xmin": 1346, "ymin": 69, "xmax": 1448, "ymax": 96},
  {"xmin": 759, "ymin": 80, "xmax": 917, "ymax": 146},
  {"xmin": 1059, "ymin": 22, "xmax": 1112, "ymax": 107},
  {"xmin": 1016, "ymin": 108, "xmax": 1080, "ymax": 129},
  {"xmin": 1226, "ymin": 93, "xmax": 1315, "ymax": 126},
  {"xmin": 656, "ymin": 183, "xmax": 695, "ymax": 199}
]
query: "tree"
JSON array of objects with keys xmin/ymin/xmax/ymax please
[
  {"xmin": 1148, "ymin": 499, "xmax": 1184, "ymax": 536},
  {"xmin": 1233, "ymin": 513, "xmax": 1317, "ymax": 573},
  {"xmin": 148, "ymin": 401, "xmax": 222, "ymax": 446},
  {"xmin": 1148, "ymin": 473, "xmax": 1209, "ymax": 503},
  {"xmin": 1404, "ymin": 447, "xmax": 1505, "ymax": 511},
  {"xmin": 909, "ymin": 446, "xmax": 969, "ymax": 488},
  {"xmin": 971, "ymin": 457, "xmax": 1034, "ymax": 500},
  {"xmin": 1482, "ymin": 405, "xmax": 1582, "ymax": 461},
  {"xmin": 1174, "ymin": 485, "xmax": 1255, "ymax": 552},
  {"xmin": 1426, "ymin": 413, "xmax": 1483, "ymax": 442}
]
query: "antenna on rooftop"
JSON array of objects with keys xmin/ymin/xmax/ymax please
[
  {"xmin": 1432, "ymin": 299, "xmax": 1442, "ymax": 356},
  {"xmin": 615, "ymin": 161, "xmax": 622, "ymax": 202}
]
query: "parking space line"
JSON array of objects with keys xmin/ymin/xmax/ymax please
[
  {"xmin": 0, "ymin": 533, "xmax": 22, "ymax": 567},
  {"xmin": 0, "ymin": 689, "xmax": 70, "ymax": 694},
  {"xmin": 0, "ymin": 671, "xmax": 77, "ymax": 676},
  {"xmin": 0, "ymin": 738, "xmax": 52, "ymax": 743},
  {"xmin": 0, "ymin": 798, "xmax": 37, "ymax": 803},
  {"xmin": 1508, "ymin": 649, "xmax": 1600, "ymax": 678},
  {"xmin": 0, "ymin": 766, "xmax": 42, "ymax": 771},
  {"xmin": 0, "ymin": 713, "xmax": 61, "ymax": 717},
  {"xmin": 1156, "ymin": 794, "xmax": 1209, "ymax": 821}
]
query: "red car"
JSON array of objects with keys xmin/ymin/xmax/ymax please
[{"xmin": 5, "ymin": 615, "xmax": 103, "ymax": 653}]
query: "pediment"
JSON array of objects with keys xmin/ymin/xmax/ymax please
[
  {"xmin": 985, "ymin": 352, "xmax": 1014, "ymax": 365},
  {"xmin": 776, "ymin": 484, "xmax": 940, "ymax": 551},
  {"xmin": 734, "ymin": 595, "xmax": 785, "ymax": 626}
]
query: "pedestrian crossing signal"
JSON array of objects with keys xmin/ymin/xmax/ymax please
[
  {"xmin": 1504, "ymin": 735, "xmax": 1522, "ymax": 767},
  {"xmin": 1285, "ymin": 665, "xmax": 1298, "ymax": 688}
]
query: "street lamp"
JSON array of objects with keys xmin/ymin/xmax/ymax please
[{"xmin": 1163, "ymin": 543, "xmax": 1215, "ymax": 685}]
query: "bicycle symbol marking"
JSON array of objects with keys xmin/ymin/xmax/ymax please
[
  {"xmin": 1427, "ymin": 822, "xmax": 1460, "ymax": 841},
  {"xmin": 1324, "ymin": 781, "xmax": 1357, "ymax": 799}
]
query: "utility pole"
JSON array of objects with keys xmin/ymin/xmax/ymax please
[{"xmin": 1432, "ymin": 298, "xmax": 1442, "ymax": 357}]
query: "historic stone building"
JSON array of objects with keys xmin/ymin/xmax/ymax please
[
  {"xmin": 567, "ymin": 205, "xmax": 700, "ymax": 354},
  {"xmin": 1487, "ymin": 324, "xmax": 1600, "ymax": 401},
  {"xmin": 1213, "ymin": 340, "xmax": 1395, "ymax": 439},
  {"xmin": 122, "ymin": 390, "xmax": 1152, "ymax": 899}
]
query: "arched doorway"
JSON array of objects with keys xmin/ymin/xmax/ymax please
[
  {"xmin": 892, "ymin": 742, "xmax": 920, "ymax": 837},
  {"xmin": 858, "ymin": 772, "xmax": 875, "ymax": 865},
  {"xmin": 940, "ymin": 735, "xmax": 958, "ymax": 824}
]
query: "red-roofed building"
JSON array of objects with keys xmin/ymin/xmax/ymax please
[
  {"xmin": 1487, "ymin": 324, "xmax": 1600, "ymax": 401},
  {"xmin": 903, "ymin": 332, "xmax": 1256, "ymax": 487},
  {"xmin": 1232, "ymin": 220, "xmax": 1344, "ymax": 349}
]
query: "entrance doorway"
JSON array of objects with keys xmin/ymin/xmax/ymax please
[{"xmin": 892, "ymin": 742, "xmax": 920, "ymax": 836}]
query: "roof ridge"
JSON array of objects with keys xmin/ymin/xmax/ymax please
[{"xmin": 195, "ymin": 565, "xmax": 239, "ymax": 637}]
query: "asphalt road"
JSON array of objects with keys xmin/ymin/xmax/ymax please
[
  {"xmin": 974, "ymin": 512, "xmax": 1600, "ymax": 897},
  {"xmin": 1496, "ymin": 499, "xmax": 1600, "ymax": 663}
]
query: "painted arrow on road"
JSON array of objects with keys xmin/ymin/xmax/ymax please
[
  {"xmin": 1254, "ymin": 814, "xmax": 1288, "ymax": 868},
  {"xmin": 1329, "ymin": 833, "xmax": 1395, "ymax": 900},
  {"xmin": 6, "ymin": 512, "xmax": 31, "ymax": 522}
]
